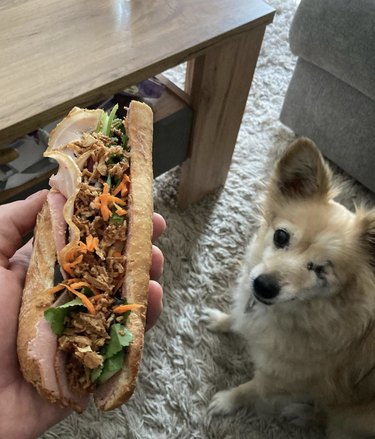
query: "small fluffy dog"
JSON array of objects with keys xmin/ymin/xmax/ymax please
[{"xmin": 203, "ymin": 138, "xmax": 375, "ymax": 439}]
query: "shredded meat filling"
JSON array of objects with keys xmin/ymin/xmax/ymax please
[{"xmin": 57, "ymin": 132, "xmax": 130, "ymax": 392}]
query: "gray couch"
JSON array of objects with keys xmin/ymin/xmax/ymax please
[{"xmin": 280, "ymin": 0, "xmax": 375, "ymax": 193}]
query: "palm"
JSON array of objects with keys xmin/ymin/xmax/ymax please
[
  {"xmin": 0, "ymin": 192, "xmax": 165, "ymax": 438},
  {"xmin": 0, "ymin": 242, "xmax": 71, "ymax": 439}
]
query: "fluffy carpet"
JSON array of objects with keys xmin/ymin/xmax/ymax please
[{"xmin": 41, "ymin": 0, "xmax": 375, "ymax": 438}]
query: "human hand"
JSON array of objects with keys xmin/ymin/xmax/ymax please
[{"xmin": 0, "ymin": 190, "xmax": 165, "ymax": 439}]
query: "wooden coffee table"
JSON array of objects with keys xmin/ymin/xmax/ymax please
[{"xmin": 0, "ymin": 0, "xmax": 274, "ymax": 207}]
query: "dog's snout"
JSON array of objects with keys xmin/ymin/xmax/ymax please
[{"xmin": 253, "ymin": 274, "xmax": 280, "ymax": 301}]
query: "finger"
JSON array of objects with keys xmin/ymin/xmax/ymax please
[
  {"xmin": 0, "ymin": 190, "xmax": 48, "ymax": 266},
  {"xmin": 0, "ymin": 268, "xmax": 24, "ymax": 353},
  {"xmin": 1, "ymin": 240, "xmax": 34, "ymax": 347},
  {"xmin": 9, "ymin": 239, "xmax": 33, "ymax": 284},
  {"xmin": 145, "ymin": 280, "xmax": 163, "ymax": 331},
  {"xmin": 152, "ymin": 213, "xmax": 166, "ymax": 242},
  {"xmin": 150, "ymin": 245, "xmax": 164, "ymax": 281}
]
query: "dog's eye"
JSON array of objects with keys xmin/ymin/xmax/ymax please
[
  {"xmin": 273, "ymin": 229, "xmax": 290, "ymax": 249},
  {"xmin": 307, "ymin": 262, "xmax": 326, "ymax": 279}
]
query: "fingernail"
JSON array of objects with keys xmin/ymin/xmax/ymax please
[{"xmin": 26, "ymin": 190, "xmax": 48, "ymax": 200}]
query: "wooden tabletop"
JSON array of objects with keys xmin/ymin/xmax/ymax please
[{"xmin": 0, "ymin": 0, "xmax": 274, "ymax": 146}]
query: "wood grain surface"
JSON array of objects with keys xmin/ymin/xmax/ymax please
[
  {"xmin": 0, "ymin": 0, "xmax": 274, "ymax": 146},
  {"xmin": 178, "ymin": 26, "xmax": 267, "ymax": 207}
]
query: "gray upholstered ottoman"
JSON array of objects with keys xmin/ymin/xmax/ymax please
[{"xmin": 280, "ymin": 0, "xmax": 375, "ymax": 193}]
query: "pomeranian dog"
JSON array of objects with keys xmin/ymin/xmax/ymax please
[{"xmin": 203, "ymin": 138, "xmax": 375, "ymax": 439}]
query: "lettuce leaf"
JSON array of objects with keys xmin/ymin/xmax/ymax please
[{"xmin": 44, "ymin": 298, "xmax": 83, "ymax": 335}]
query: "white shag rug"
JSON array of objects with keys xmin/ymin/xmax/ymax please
[{"xmin": 41, "ymin": 1, "xmax": 375, "ymax": 438}]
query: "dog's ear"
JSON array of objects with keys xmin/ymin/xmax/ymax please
[
  {"xmin": 272, "ymin": 138, "xmax": 332, "ymax": 199},
  {"xmin": 357, "ymin": 209, "xmax": 375, "ymax": 269}
]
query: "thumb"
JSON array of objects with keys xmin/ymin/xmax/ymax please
[{"xmin": 0, "ymin": 190, "xmax": 48, "ymax": 266}]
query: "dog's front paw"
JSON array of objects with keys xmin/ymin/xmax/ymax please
[
  {"xmin": 200, "ymin": 308, "xmax": 231, "ymax": 333},
  {"xmin": 208, "ymin": 390, "xmax": 239, "ymax": 416}
]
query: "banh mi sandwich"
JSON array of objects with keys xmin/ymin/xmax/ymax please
[{"xmin": 17, "ymin": 100, "xmax": 153, "ymax": 412}]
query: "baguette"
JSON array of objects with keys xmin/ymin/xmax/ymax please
[{"xmin": 17, "ymin": 101, "xmax": 153, "ymax": 412}]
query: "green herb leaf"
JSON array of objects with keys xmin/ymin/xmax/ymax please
[
  {"xmin": 44, "ymin": 298, "xmax": 83, "ymax": 335},
  {"xmin": 90, "ymin": 321, "xmax": 133, "ymax": 384},
  {"xmin": 112, "ymin": 175, "xmax": 120, "ymax": 186},
  {"xmin": 122, "ymin": 134, "xmax": 129, "ymax": 151},
  {"xmin": 107, "ymin": 154, "xmax": 123, "ymax": 165},
  {"xmin": 106, "ymin": 174, "xmax": 112, "ymax": 189},
  {"xmin": 105, "ymin": 323, "xmax": 133, "ymax": 359},
  {"xmin": 90, "ymin": 364, "xmax": 104, "ymax": 383},
  {"xmin": 96, "ymin": 110, "xmax": 107, "ymax": 134},
  {"xmin": 112, "ymin": 118, "xmax": 124, "ymax": 130},
  {"xmin": 96, "ymin": 350, "xmax": 124, "ymax": 384},
  {"xmin": 106, "ymin": 104, "xmax": 119, "ymax": 137},
  {"xmin": 82, "ymin": 287, "xmax": 94, "ymax": 297},
  {"xmin": 121, "ymin": 310, "xmax": 131, "ymax": 325},
  {"xmin": 95, "ymin": 105, "xmax": 119, "ymax": 137},
  {"xmin": 109, "ymin": 211, "xmax": 125, "ymax": 225}
]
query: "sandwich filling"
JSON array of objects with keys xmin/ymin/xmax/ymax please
[{"xmin": 44, "ymin": 106, "xmax": 142, "ymax": 393}]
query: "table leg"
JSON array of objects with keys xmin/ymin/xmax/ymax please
[{"xmin": 178, "ymin": 25, "xmax": 266, "ymax": 208}]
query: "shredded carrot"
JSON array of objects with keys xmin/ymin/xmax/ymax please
[
  {"xmin": 103, "ymin": 204, "xmax": 112, "ymax": 221},
  {"xmin": 121, "ymin": 186, "xmax": 129, "ymax": 198},
  {"xmin": 69, "ymin": 281, "xmax": 100, "ymax": 296},
  {"xmin": 93, "ymin": 183, "xmax": 126, "ymax": 221},
  {"xmin": 62, "ymin": 238, "xmax": 95, "ymax": 275},
  {"xmin": 47, "ymin": 284, "xmax": 66, "ymax": 295},
  {"xmin": 47, "ymin": 279, "xmax": 100, "ymax": 301},
  {"xmin": 64, "ymin": 247, "xmax": 79, "ymax": 262},
  {"xmin": 78, "ymin": 241, "xmax": 88, "ymax": 254},
  {"xmin": 70, "ymin": 255, "xmax": 83, "ymax": 266},
  {"xmin": 66, "ymin": 278, "xmax": 81, "ymax": 284},
  {"xmin": 48, "ymin": 278, "xmax": 83, "ymax": 294},
  {"xmin": 86, "ymin": 234, "xmax": 99, "ymax": 252},
  {"xmin": 112, "ymin": 175, "xmax": 130, "ymax": 198},
  {"xmin": 113, "ymin": 202, "xmax": 127, "ymax": 216},
  {"xmin": 63, "ymin": 254, "xmax": 84, "ymax": 276},
  {"xmin": 64, "ymin": 284, "xmax": 96, "ymax": 315},
  {"xmin": 113, "ymin": 303, "xmax": 144, "ymax": 314},
  {"xmin": 63, "ymin": 243, "xmax": 86, "ymax": 269}
]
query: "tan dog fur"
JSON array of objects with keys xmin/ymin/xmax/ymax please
[{"xmin": 203, "ymin": 138, "xmax": 375, "ymax": 439}]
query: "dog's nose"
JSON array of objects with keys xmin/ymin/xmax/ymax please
[{"xmin": 253, "ymin": 274, "xmax": 280, "ymax": 300}]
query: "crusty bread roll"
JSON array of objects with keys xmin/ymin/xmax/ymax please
[
  {"xmin": 94, "ymin": 101, "xmax": 153, "ymax": 410},
  {"xmin": 17, "ymin": 101, "xmax": 153, "ymax": 412}
]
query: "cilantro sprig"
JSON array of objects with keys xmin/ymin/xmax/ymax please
[
  {"xmin": 45, "ymin": 297, "xmax": 134, "ymax": 384},
  {"xmin": 91, "ymin": 323, "xmax": 133, "ymax": 384},
  {"xmin": 44, "ymin": 298, "xmax": 84, "ymax": 335}
]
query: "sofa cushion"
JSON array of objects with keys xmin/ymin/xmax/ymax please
[
  {"xmin": 280, "ymin": 58, "xmax": 375, "ymax": 193},
  {"xmin": 289, "ymin": 0, "xmax": 375, "ymax": 101}
]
